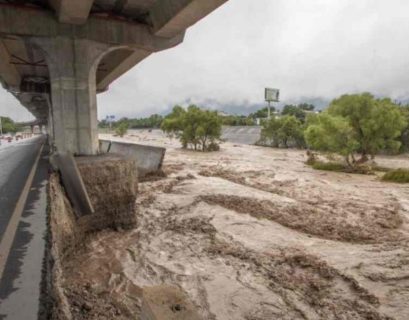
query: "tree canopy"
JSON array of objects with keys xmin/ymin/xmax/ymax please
[
  {"xmin": 161, "ymin": 105, "xmax": 222, "ymax": 151},
  {"xmin": 249, "ymin": 107, "xmax": 274, "ymax": 119},
  {"xmin": 260, "ymin": 115, "xmax": 305, "ymax": 148},
  {"xmin": 0, "ymin": 116, "xmax": 18, "ymax": 134},
  {"xmin": 327, "ymin": 93, "xmax": 407, "ymax": 160},
  {"xmin": 305, "ymin": 93, "xmax": 407, "ymax": 165},
  {"xmin": 281, "ymin": 104, "xmax": 315, "ymax": 123}
]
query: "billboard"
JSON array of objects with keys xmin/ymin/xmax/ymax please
[{"xmin": 265, "ymin": 88, "xmax": 280, "ymax": 102}]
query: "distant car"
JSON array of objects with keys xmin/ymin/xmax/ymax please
[{"xmin": 7, "ymin": 136, "xmax": 13, "ymax": 143}]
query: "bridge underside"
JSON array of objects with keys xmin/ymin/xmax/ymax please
[{"xmin": 0, "ymin": 0, "xmax": 228, "ymax": 155}]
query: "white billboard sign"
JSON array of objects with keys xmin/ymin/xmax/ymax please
[{"xmin": 265, "ymin": 88, "xmax": 280, "ymax": 102}]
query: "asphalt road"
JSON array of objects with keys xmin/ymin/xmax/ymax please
[
  {"xmin": 0, "ymin": 135, "xmax": 49, "ymax": 319},
  {"xmin": 0, "ymin": 137, "xmax": 44, "ymax": 240}
]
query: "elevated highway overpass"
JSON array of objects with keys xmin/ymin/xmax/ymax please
[{"xmin": 0, "ymin": 0, "xmax": 228, "ymax": 155}]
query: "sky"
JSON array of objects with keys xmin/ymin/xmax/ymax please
[{"xmin": 2, "ymin": 0, "xmax": 409, "ymax": 121}]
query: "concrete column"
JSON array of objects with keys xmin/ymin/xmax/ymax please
[{"xmin": 33, "ymin": 37, "xmax": 110, "ymax": 155}]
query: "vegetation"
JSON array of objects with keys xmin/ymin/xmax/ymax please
[
  {"xmin": 260, "ymin": 115, "xmax": 305, "ymax": 148},
  {"xmin": 305, "ymin": 93, "xmax": 407, "ymax": 168},
  {"xmin": 399, "ymin": 105, "xmax": 409, "ymax": 152},
  {"xmin": 115, "ymin": 122, "xmax": 129, "ymax": 137},
  {"xmin": 100, "ymin": 114, "xmax": 163, "ymax": 130},
  {"xmin": 249, "ymin": 107, "xmax": 274, "ymax": 119},
  {"xmin": 281, "ymin": 103, "xmax": 315, "ymax": 123},
  {"xmin": 0, "ymin": 116, "xmax": 19, "ymax": 134},
  {"xmin": 382, "ymin": 168, "xmax": 409, "ymax": 183},
  {"xmin": 221, "ymin": 115, "xmax": 255, "ymax": 126},
  {"xmin": 327, "ymin": 93, "xmax": 406, "ymax": 161},
  {"xmin": 161, "ymin": 105, "xmax": 222, "ymax": 151},
  {"xmin": 310, "ymin": 161, "xmax": 347, "ymax": 172}
]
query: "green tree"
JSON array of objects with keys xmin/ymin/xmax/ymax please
[
  {"xmin": 250, "ymin": 107, "xmax": 275, "ymax": 119},
  {"xmin": 115, "ymin": 122, "xmax": 129, "ymax": 137},
  {"xmin": 305, "ymin": 113, "xmax": 359, "ymax": 167},
  {"xmin": 281, "ymin": 104, "xmax": 313, "ymax": 123},
  {"xmin": 260, "ymin": 115, "xmax": 305, "ymax": 148},
  {"xmin": 0, "ymin": 116, "xmax": 18, "ymax": 134},
  {"xmin": 399, "ymin": 105, "xmax": 409, "ymax": 152},
  {"xmin": 327, "ymin": 93, "xmax": 407, "ymax": 161},
  {"xmin": 161, "ymin": 105, "xmax": 222, "ymax": 151},
  {"xmin": 222, "ymin": 115, "xmax": 255, "ymax": 126}
]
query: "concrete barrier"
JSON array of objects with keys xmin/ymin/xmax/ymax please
[
  {"xmin": 99, "ymin": 140, "xmax": 166, "ymax": 177},
  {"xmin": 221, "ymin": 126, "xmax": 261, "ymax": 145}
]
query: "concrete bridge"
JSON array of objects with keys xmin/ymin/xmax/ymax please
[{"xmin": 0, "ymin": 0, "xmax": 228, "ymax": 155}]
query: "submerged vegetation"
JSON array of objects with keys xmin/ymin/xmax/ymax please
[{"xmin": 382, "ymin": 168, "xmax": 409, "ymax": 183}]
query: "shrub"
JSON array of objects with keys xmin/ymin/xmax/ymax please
[
  {"xmin": 311, "ymin": 161, "xmax": 346, "ymax": 172},
  {"xmin": 115, "ymin": 122, "xmax": 129, "ymax": 137},
  {"xmin": 382, "ymin": 169, "xmax": 409, "ymax": 183}
]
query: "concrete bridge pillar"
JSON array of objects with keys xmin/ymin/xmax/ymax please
[{"xmin": 33, "ymin": 37, "xmax": 109, "ymax": 155}]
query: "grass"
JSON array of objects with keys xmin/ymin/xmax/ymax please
[
  {"xmin": 382, "ymin": 168, "xmax": 409, "ymax": 183},
  {"xmin": 311, "ymin": 161, "xmax": 346, "ymax": 172},
  {"xmin": 372, "ymin": 165, "xmax": 393, "ymax": 173},
  {"xmin": 309, "ymin": 160, "xmax": 374, "ymax": 175}
]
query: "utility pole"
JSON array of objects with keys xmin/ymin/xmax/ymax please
[
  {"xmin": 0, "ymin": 116, "xmax": 3, "ymax": 136},
  {"xmin": 267, "ymin": 101, "xmax": 271, "ymax": 119}
]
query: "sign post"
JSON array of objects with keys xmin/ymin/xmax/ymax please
[
  {"xmin": 106, "ymin": 115, "xmax": 116, "ymax": 131},
  {"xmin": 264, "ymin": 88, "xmax": 280, "ymax": 119}
]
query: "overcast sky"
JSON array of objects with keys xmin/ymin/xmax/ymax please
[{"xmin": 2, "ymin": 0, "xmax": 409, "ymax": 121}]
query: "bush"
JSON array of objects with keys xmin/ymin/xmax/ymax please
[
  {"xmin": 382, "ymin": 169, "xmax": 409, "ymax": 183},
  {"xmin": 311, "ymin": 161, "xmax": 346, "ymax": 172},
  {"xmin": 115, "ymin": 122, "xmax": 129, "ymax": 137},
  {"xmin": 307, "ymin": 157, "xmax": 373, "ymax": 174}
]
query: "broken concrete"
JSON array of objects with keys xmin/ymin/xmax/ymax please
[
  {"xmin": 53, "ymin": 152, "xmax": 94, "ymax": 218},
  {"xmin": 99, "ymin": 139, "xmax": 166, "ymax": 178}
]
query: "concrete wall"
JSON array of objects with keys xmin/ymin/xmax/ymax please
[
  {"xmin": 99, "ymin": 140, "xmax": 166, "ymax": 177},
  {"xmin": 221, "ymin": 126, "xmax": 261, "ymax": 145}
]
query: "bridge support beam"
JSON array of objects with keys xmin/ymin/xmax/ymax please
[{"xmin": 33, "ymin": 37, "xmax": 109, "ymax": 155}]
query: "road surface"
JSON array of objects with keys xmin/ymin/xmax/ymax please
[{"xmin": 0, "ymin": 135, "xmax": 49, "ymax": 319}]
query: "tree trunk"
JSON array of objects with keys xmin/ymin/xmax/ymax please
[{"xmin": 345, "ymin": 154, "xmax": 353, "ymax": 168}]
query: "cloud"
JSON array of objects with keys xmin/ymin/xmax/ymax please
[{"xmin": 2, "ymin": 0, "xmax": 409, "ymax": 121}]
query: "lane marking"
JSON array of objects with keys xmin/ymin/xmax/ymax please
[{"xmin": 0, "ymin": 141, "xmax": 44, "ymax": 280}]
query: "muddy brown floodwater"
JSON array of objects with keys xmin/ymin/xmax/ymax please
[{"xmin": 63, "ymin": 131, "xmax": 409, "ymax": 320}]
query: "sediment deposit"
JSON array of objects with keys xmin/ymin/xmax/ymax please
[{"xmin": 58, "ymin": 131, "xmax": 409, "ymax": 319}]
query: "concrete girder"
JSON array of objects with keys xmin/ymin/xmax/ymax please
[
  {"xmin": 150, "ymin": 0, "xmax": 228, "ymax": 37},
  {"xmin": 48, "ymin": 0, "xmax": 94, "ymax": 25},
  {"xmin": 17, "ymin": 93, "xmax": 50, "ymax": 122},
  {"xmin": 96, "ymin": 48, "xmax": 151, "ymax": 91},
  {"xmin": 0, "ymin": 40, "xmax": 21, "ymax": 89},
  {"xmin": 0, "ymin": 5, "xmax": 184, "ymax": 52}
]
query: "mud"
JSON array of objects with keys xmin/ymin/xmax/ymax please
[
  {"xmin": 59, "ymin": 132, "xmax": 409, "ymax": 320},
  {"xmin": 198, "ymin": 194, "xmax": 403, "ymax": 243}
]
